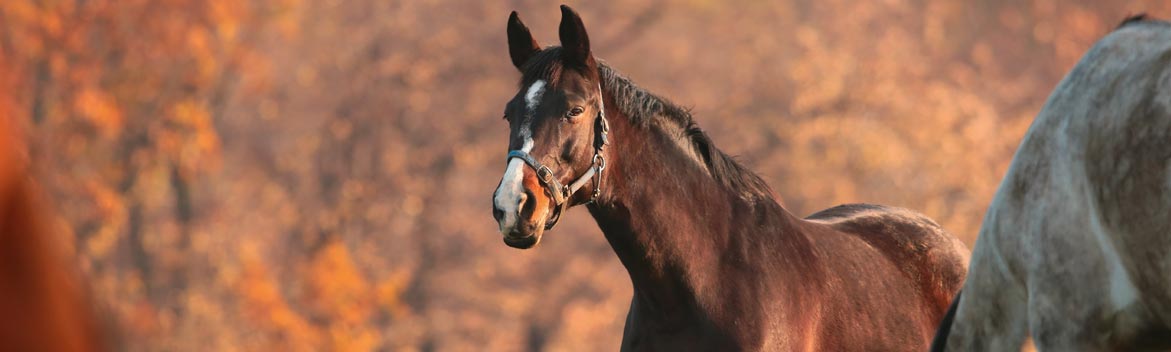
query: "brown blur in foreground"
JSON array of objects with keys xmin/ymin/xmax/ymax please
[
  {"xmin": 0, "ymin": 112, "xmax": 101, "ymax": 349},
  {"xmin": 0, "ymin": 1, "xmax": 1163, "ymax": 351}
]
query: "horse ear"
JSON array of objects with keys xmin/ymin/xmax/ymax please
[
  {"xmin": 508, "ymin": 11, "xmax": 540, "ymax": 70},
  {"xmin": 558, "ymin": 5, "xmax": 593, "ymax": 68}
]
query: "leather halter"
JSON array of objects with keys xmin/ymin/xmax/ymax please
[{"xmin": 506, "ymin": 85, "xmax": 610, "ymax": 230}]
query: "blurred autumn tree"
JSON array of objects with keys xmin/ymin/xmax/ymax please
[{"xmin": 1, "ymin": 0, "xmax": 1167, "ymax": 350}]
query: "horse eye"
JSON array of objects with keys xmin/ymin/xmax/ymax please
[{"xmin": 567, "ymin": 106, "xmax": 585, "ymax": 118}]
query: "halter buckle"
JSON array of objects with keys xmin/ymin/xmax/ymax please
[{"xmin": 536, "ymin": 165, "xmax": 555, "ymax": 183}]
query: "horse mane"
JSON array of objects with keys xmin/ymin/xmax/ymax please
[
  {"xmin": 518, "ymin": 47, "xmax": 774, "ymax": 200},
  {"xmin": 598, "ymin": 64, "xmax": 774, "ymax": 200},
  {"xmin": 1117, "ymin": 13, "xmax": 1153, "ymax": 29}
]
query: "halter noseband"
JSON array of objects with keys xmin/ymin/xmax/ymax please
[{"xmin": 506, "ymin": 85, "xmax": 610, "ymax": 230}]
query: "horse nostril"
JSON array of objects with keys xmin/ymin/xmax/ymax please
[
  {"xmin": 516, "ymin": 192, "xmax": 528, "ymax": 214},
  {"xmin": 492, "ymin": 204, "xmax": 505, "ymax": 222}
]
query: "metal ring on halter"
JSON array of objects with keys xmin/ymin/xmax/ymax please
[{"xmin": 590, "ymin": 153, "xmax": 605, "ymax": 201}]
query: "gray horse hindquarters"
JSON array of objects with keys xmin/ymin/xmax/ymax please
[{"xmin": 936, "ymin": 16, "xmax": 1171, "ymax": 351}]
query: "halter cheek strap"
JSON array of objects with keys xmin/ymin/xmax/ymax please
[{"xmin": 506, "ymin": 84, "xmax": 610, "ymax": 230}]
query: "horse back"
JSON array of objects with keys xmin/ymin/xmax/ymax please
[{"xmin": 806, "ymin": 204, "xmax": 969, "ymax": 322}]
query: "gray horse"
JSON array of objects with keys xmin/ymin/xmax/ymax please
[{"xmin": 933, "ymin": 15, "xmax": 1171, "ymax": 351}]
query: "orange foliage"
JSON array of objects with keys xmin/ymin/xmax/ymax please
[
  {"xmin": 306, "ymin": 240, "xmax": 380, "ymax": 351},
  {"xmin": 237, "ymin": 241, "xmax": 322, "ymax": 350},
  {"xmin": 74, "ymin": 89, "xmax": 123, "ymax": 139}
]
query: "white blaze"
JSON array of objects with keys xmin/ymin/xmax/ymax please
[
  {"xmin": 494, "ymin": 80, "xmax": 545, "ymax": 234},
  {"xmin": 524, "ymin": 80, "xmax": 546, "ymax": 111}
]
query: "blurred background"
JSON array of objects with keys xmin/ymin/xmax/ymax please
[{"xmin": 1, "ymin": 0, "xmax": 1167, "ymax": 351}]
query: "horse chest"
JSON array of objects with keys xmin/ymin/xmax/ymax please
[{"xmin": 619, "ymin": 295, "xmax": 774, "ymax": 352}]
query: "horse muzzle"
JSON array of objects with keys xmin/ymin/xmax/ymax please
[
  {"xmin": 495, "ymin": 204, "xmax": 547, "ymax": 249},
  {"xmin": 502, "ymin": 231, "xmax": 541, "ymax": 249},
  {"xmin": 493, "ymin": 168, "xmax": 552, "ymax": 249}
]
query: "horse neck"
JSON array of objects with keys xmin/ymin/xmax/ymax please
[{"xmin": 585, "ymin": 97, "xmax": 812, "ymax": 316}]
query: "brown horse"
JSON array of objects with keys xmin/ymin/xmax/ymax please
[{"xmin": 490, "ymin": 6, "xmax": 969, "ymax": 350}]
